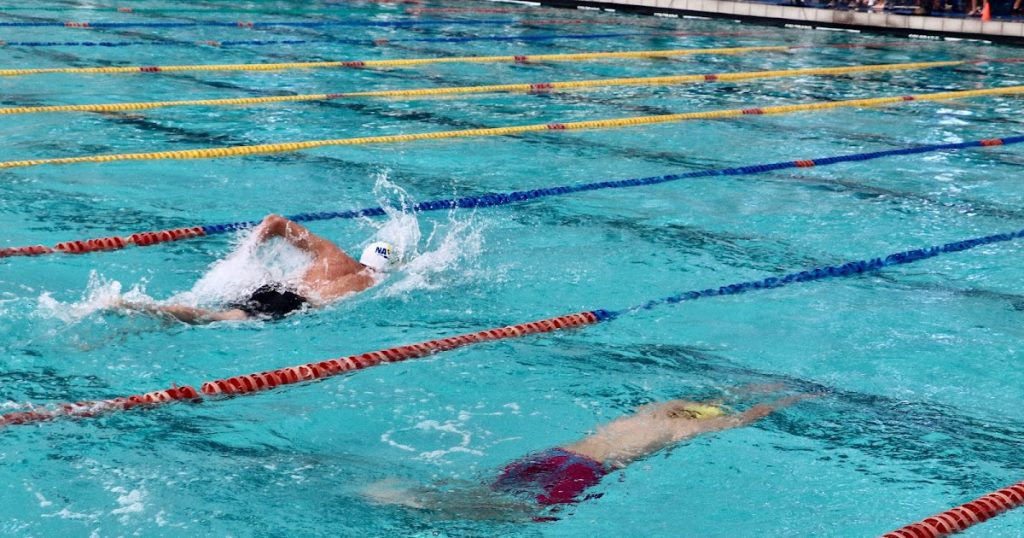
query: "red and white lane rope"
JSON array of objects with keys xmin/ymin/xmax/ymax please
[
  {"xmin": 0, "ymin": 311, "xmax": 604, "ymax": 427},
  {"xmin": 883, "ymin": 481, "xmax": 1024, "ymax": 537}
]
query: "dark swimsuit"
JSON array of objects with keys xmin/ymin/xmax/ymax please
[{"xmin": 231, "ymin": 284, "xmax": 308, "ymax": 319}]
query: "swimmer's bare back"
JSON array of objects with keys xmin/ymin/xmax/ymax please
[
  {"xmin": 254, "ymin": 214, "xmax": 377, "ymax": 304},
  {"xmin": 562, "ymin": 394, "xmax": 821, "ymax": 468},
  {"xmin": 118, "ymin": 214, "xmax": 379, "ymax": 324}
]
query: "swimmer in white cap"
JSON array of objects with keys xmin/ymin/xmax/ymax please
[{"xmin": 119, "ymin": 214, "xmax": 398, "ymax": 323}]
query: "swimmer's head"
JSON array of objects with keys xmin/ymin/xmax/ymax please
[
  {"xmin": 360, "ymin": 241, "xmax": 398, "ymax": 272},
  {"xmin": 660, "ymin": 401, "xmax": 726, "ymax": 420}
]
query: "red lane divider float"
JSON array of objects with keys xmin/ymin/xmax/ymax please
[
  {"xmin": 406, "ymin": 7, "xmax": 516, "ymax": 13},
  {"xmin": 520, "ymin": 18, "xmax": 588, "ymax": 24},
  {"xmin": 201, "ymin": 311, "xmax": 600, "ymax": 396},
  {"xmin": 0, "ymin": 245, "xmax": 54, "ymax": 257},
  {"xmin": 0, "ymin": 311, "xmax": 603, "ymax": 428},
  {"xmin": 1, "ymin": 226, "xmax": 204, "ymax": 259},
  {"xmin": 884, "ymin": 481, "xmax": 1024, "ymax": 537},
  {"xmin": 0, "ymin": 385, "xmax": 198, "ymax": 427}
]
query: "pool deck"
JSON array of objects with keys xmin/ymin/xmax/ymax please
[{"xmin": 533, "ymin": 0, "xmax": 1024, "ymax": 44}]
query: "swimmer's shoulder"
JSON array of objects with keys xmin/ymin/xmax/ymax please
[{"xmin": 302, "ymin": 271, "xmax": 379, "ymax": 304}]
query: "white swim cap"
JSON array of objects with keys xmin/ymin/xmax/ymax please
[{"xmin": 360, "ymin": 241, "xmax": 397, "ymax": 271}]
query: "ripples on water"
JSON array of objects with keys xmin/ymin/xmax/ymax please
[{"xmin": 1, "ymin": 3, "xmax": 1024, "ymax": 536}]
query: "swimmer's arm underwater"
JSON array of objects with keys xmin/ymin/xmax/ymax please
[{"xmin": 671, "ymin": 393, "xmax": 821, "ymax": 440}]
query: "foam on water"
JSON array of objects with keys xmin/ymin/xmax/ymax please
[
  {"xmin": 177, "ymin": 229, "xmax": 311, "ymax": 307},
  {"xmin": 358, "ymin": 172, "xmax": 486, "ymax": 297},
  {"xmin": 36, "ymin": 271, "xmax": 151, "ymax": 324}
]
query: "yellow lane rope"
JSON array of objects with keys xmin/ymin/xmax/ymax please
[
  {"xmin": 0, "ymin": 45, "xmax": 793, "ymax": 77},
  {"xmin": 0, "ymin": 60, "xmax": 970, "ymax": 115},
  {"xmin": 2, "ymin": 85, "xmax": 1021, "ymax": 170}
]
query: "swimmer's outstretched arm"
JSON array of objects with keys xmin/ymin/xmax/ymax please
[
  {"xmin": 677, "ymin": 393, "xmax": 821, "ymax": 440},
  {"xmin": 118, "ymin": 301, "xmax": 248, "ymax": 324}
]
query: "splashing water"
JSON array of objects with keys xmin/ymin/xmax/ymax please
[
  {"xmin": 176, "ymin": 228, "xmax": 311, "ymax": 307},
  {"xmin": 364, "ymin": 171, "xmax": 424, "ymax": 261},
  {"xmin": 35, "ymin": 172, "xmax": 486, "ymax": 321},
  {"xmin": 365, "ymin": 172, "xmax": 485, "ymax": 297},
  {"xmin": 36, "ymin": 271, "xmax": 151, "ymax": 323},
  {"xmin": 380, "ymin": 216, "xmax": 484, "ymax": 297}
]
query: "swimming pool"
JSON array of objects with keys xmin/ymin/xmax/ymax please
[{"xmin": 2, "ymin": 0, "xmax": 1024, "ymax": 536}]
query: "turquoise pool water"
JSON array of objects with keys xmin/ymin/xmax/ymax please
[{"xmin": 2, "ymin": 1, "xmax": 1024, "ymax": 536}]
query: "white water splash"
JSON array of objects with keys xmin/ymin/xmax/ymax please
[
  {"xmin": 363, "ymin": 171, "xmax": 423, "ymax": 262},
  {"xmin": 359, "ymin": 171, "xmax": 485, "ymax": 297},
  {"xmin": 175, "ymin": 228, "xmax": 310, "ymax": 307},
  {"xmin": 36, "ymin": 271, "xmax": 151, "ymax": 323},
  {"xmin": 379, "ymin": 215, "xmax": 484, "ymax": 297}
]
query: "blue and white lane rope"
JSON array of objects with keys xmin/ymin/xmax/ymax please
[
  {"xmin": 205, "ymin": 135, "xmax": 1023, "ymax": 233},
  {"xmin": 2, "ymin": 135, "xmax": 1019, "ymax": 259}
]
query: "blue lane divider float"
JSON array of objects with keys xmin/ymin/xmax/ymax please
[
  {"xmin": 200, "ymin": 135, "xmax": 1024, "ymax": 235},
  {"xmin": 3, "ymin": 135, "xmax": 1020, "ymax": 259},
  {"xmin": 613, "ymin": 229, "xmax": 1024, "ymax": 318}
]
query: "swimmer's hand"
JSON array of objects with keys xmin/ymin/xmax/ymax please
[
  {"xmin": 110, "ymin": 297, "xmax": 136, "ymax": 311},
  {"xmin": 364, "ymin": 479, "xmax": 428, "ymax": 509},
  {"xmin": 734, "ymin": 382, "xmax": 788, "ymax": 394},
  {"xmin": 111, "ymin": 297, "xmax": 155, "ymax": 314},
  {"xmin": 739, "ymin": 392, "xmax": 824, "ymax": 423}
]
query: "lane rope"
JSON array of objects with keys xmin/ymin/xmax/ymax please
[
  {"xmin": 2, "ymin": 227, "xmax": 1021, "ymax": 426},
  {"xmin": 1, "ymin": 135, "xmax": 1018, "ymax": 259},
  {"xmin": 406, "ymin": 7, "xmax": 518, "ymax": 13},
  {"xmin": 0, "ymin": 59, "xmax": 981, "ymax": 116},
  {"xmin": 0, "ymin": 84, "xmax": 1022, "ymax": 171},
  {"xmin": 0, "ymin": 45, "xmax": 796, "ymax": 77},
  {"xmin": 0, "ymin": 18, "xmax": 530, "ymax": 28},
  {"xmin": 0, "ymin": 30, "xmax": 764, "ymax": 48},
  {"xmin": 883, "ymin": 480, "xmax": 1024, "ymax": 537},
  {"xmin": 0, "ymin": 3, "xmax": 424, "ymax": 10}
]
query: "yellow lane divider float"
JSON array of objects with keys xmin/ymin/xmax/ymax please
[
  {"xmin": 0, "ymin": 60, "xmax": 973, "ymax": 115},
  {"xmin": 2, "ymin": 85, "xmax": 1022, "ymax": 170},
  {"xmin": 0, "ymin": 45, "xmax": 807, "ymax": 77}
]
